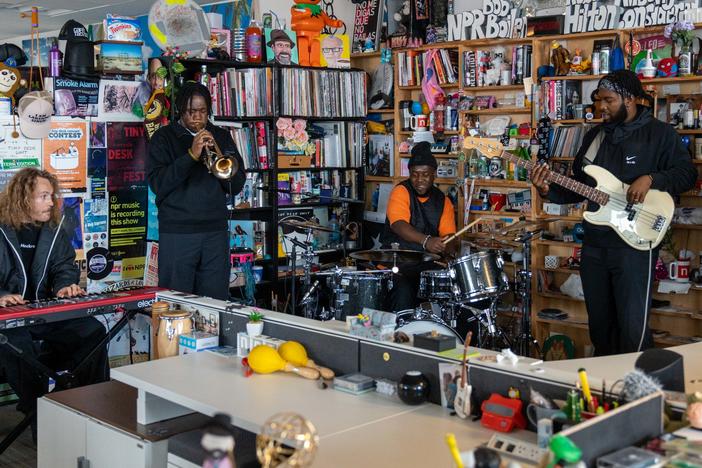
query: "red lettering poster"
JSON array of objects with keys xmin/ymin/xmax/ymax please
[
  {"xmin": 42, "ymin": 121, "xmax": 88, "ymax": 193},
  {"xmin": 106, "ymin": 122, "xmax": 147, "ymax": 192}
]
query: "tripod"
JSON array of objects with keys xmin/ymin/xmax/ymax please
[
  {"xmin": 512, "ymin": 229, "xmax": 542, "ymax": 358},
  {"xmin": 287, "ymin": 228, "xmax": 316, "ymax": 318}
]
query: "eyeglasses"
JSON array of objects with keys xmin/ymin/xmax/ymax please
[
  {"xmin": 184, "ymin": 108, "xmax": 209, "ymax": 116},
  {"xmin": 322, "ymin": 47, "xmax": 343, "ymax": 54}
]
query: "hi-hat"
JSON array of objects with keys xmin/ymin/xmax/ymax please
[
  {"xmin": 281, "ymin": 219, "xmax": 336, "ymax": 232},
  {"xmin": 350, "ymin": 249, "xmax": 439, "ymax": 264}
]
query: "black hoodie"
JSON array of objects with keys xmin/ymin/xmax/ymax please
[
  {"xmin": 147, "ymin": 121, "xmax": 246, "ymax": 234},
  {"xmin": 546, "ymin": 106, "xmax": 697, "ymax": 248}
]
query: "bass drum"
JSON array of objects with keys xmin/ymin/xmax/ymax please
[{"xmin": 395, "ymin": 309, "xmax": 462, "ymax": 346}]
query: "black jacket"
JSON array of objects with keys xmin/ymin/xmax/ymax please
[
  {"xmin": 547, "ymin": 106, "xmax": 697, "ymax": 248},
  {"xmin": 0, "ymin": 218, "xmax": 79, "ymax": 301},
  {"xmin": 147, "ymin": 121, "xmax": 246, "ymax": 234}
]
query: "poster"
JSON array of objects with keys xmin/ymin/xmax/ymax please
[
  {"xmin": 22, "ymin": 36, "xmax": 57, "ymax": 67},
  {"xmin": 0, "ymin": 120, "xmax": 42, "ymax": 191},
  {"xmin": 264, "ymin": 28, "xmax": 299, "ymax": 65},
  {"xmin": 42, "ymin": 121, "xmax": 88, "ymax": 193},
  {"xmin": 54, "ymin": 77, "xmax": 100, "ymax": 117},
  {"xmin": 143, "ymin": 241, "xmax": 159, "ymax": 287},
  {"xmin": 88, "ymin": 148, "xmax": 107, "ymax": 198},
  {"xmin": 352, "ymin": 0, "xmax": 383, "ymax": 53},
  {"xmin": 98, "ymin": 79, "xmax": 143, "ymax": 121},
  {"xmin": 147, "ymin": 188, "xmax": 159, "ymax": 241},
  {"xmin": 106, "ymin": 122, "xmax": 147, "ymax": 191},
  {"xmin": 109, "ymin": 188, "xmax": 148, "ymax": 280}
]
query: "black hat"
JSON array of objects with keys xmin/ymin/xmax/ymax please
[
  {"xmin": 62, "ymin": 41, "xmax": 97, "ymax": 79},
  {"xmin": 59, "ymin": 20, "xmax": 90, "ymax": 43},
  {"xmin": 0, "ymin": 43, "xmax": 27, "ymax": 66},
  {"xmin": 267, "ymin": 29, "xmax": 295, "ymax": 48},
  {"xmin": 408, "ymin": 142, "xmax": 437, "ymax": 169}
]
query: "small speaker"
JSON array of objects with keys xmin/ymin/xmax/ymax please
[{"xmin": 634, "ymin": 348, "xmax": 685, "ymax": 392}]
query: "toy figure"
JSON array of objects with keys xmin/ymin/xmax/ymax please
[
  {"xmin": 657, "ymin": 57, "xmax": 678, "ymax": 78},
  {"xmin": 569, "ymin": 48, "xmax": 592, "ymax": 74},
  {"xmin": 551, "ymin": 40, "xmax": 571, "ymax": 76},
  {"xmin": 291, "ymin": 0, "xmax": 344, "ymax": 66},
  {"xmin": 0, "ymin": 60, "xmax": 21, "ymax": 102}
]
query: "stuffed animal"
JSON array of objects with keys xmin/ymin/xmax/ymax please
[
  {"xmin": 0, "ymin": 60, "xmax": 21, "ymax": 102},
  {"xmin": 291, "ymin": 0, "xmax": 344, "ymax": 66},
  {"xmin": 551, "ymin": 40, "xmax": 571, "ymax": 76},
  {"xmin": 657, "ymin": 57, "xmax": 678, "ymax": 78}
]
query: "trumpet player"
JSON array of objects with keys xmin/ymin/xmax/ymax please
[{"xmin": 148, "ymin": 82, "xmax": 245, "ymax": 300}]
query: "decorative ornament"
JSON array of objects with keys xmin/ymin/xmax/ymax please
[{"xmin": 256, "ymin": 412, "xmax": 319, "ymax": 467}]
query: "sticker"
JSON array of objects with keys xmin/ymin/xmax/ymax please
[{"xmin": 86, "ymin": 247, "xmax": 114, "ymax": 280}]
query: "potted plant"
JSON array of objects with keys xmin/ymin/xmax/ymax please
[{"xmin": 246, "ymin": 311, "xmax": 264, "ymax": 337}]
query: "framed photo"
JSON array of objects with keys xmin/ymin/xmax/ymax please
[
  {"xmin": 320, "ymin": 34, "xmax": 350, "ymax": 69},
  {"xmin": 98, "ymin": 79, "xmax": 142, "ymax": 121},
  {"xmin": 208, "ymin": 28, "xmax": 231, "ymax": 56},
  {"xmin": 264, "ymin": 28, "xmax": 298, "ymax": 65}
]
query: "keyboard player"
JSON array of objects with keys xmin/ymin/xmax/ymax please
[{"xmin": 0, "ymin": 168, "xmax": 108, "ymax": 431}]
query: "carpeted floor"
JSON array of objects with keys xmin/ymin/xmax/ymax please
[{"xmin": 0, "ymin": 404, "xmax": 36, "ymax": 468}]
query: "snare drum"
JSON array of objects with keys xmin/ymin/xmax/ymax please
[
  {"xmin": 449, "ymin": 251, "xmax": 507, "ymax": 303},
  {"xmin": 157, "ymin": 311, "xmax": 193, "ymax": 358},
  {"xmin": 331, "ymin": 271, "xmax": 392, "ymax": 320},
  {"xmin": 419, "ymin": 270, "xmax": 453, "ymax": 299}
]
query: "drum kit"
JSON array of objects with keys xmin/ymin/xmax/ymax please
[{"xmin": 281, "ymin": 217, "xmax": 554, "ymax": 354}]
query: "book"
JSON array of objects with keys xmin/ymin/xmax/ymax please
[
  {"xmin": 351, "ymin": 0, "xmax": 385, "ymax": 54},
  {"xmin": 366, "ymin": 134, "xmax": 394, "ymax": 177}
]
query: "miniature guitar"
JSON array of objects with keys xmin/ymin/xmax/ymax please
[
  {"xmin": 454, "ymin": 331, "xmax": 473, "ymax": 419},
  {"xmin": 464, "ymin": 137, "xmax": 674, "ymax": 250}
]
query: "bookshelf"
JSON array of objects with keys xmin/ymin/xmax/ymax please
[
  {"xmin": 180, "ymin": 59, "xmax": 367, "ymax": 310},
  {"xmin": 348, "ymin": 24, "xmax": 702, "ymax": 356}
]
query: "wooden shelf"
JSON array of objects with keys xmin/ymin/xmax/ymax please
[
  {"xmin": 677, "ymin": 129, "xmax": 702, "ymax": 135},
  {"xmin": 367, "ymin": 109, "xmax": 394, "ymax": 114},
  {"xmin": 537, "ymin": 214, "xmax": 584, "ymax": 221},
  {"xmin": 398, "ymin": 82, "xmax": 459, "ymax": 90},
  {"xmin": 535, "ymin": 317, "xmax": 589, "ymax": 329},
  {"xmin": 472, "ymin": 179, "xmax": 530, "ymax": 188},
  {"xmin": 536, "ymin": 240, "xmax": 582, "ymax": 248},
  {"xmin": 542, "ymin": 74, "xmax": 606, "ymax": 81},
  {"xmin": 537, "ymin": 291, "xmax": 584, "ymax": 302},
  {"xmin": 642, "ymin": 75, "xmax": 702, "ymax": 85},
  {"xmin": 553, "ymin": 119, "xmax": 603, "ymax": 124},
  {"xmin": 538, "ymin": 267, "xmax": 581, "ymax": 275},
  {"xmin": 365, "ymin": 175, "xmax": 396, "ymax": 182},
  {"xmin": 351, "ymin": 51, "xmax": 381, "ymax": 58},
  {"xmin": 671, "ymin": 224, "xmax": 702, "ymax": 230},
  {"xmin": 468, "ymin": 210, "xmax": 526, "ymax": 216},
  {"xmin": 463, "ymin": 84, "xmax": 525, "ymax": 92},
  {"xmin": 461, "ymin": 107, "xmax": 531, "ymax": 115}
]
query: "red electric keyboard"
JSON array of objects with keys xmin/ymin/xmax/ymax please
[{"xmin": 0, "ymin": 287, "xmax": 161, "ymax": 329}]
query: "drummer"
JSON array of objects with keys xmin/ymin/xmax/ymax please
[{"xmin": 380, "ymin": 142, "xmax": 459, "ymax": 311}]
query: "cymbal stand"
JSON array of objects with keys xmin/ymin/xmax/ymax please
[
  {"xmin": 512, "ymin": 229, "xmax": 542, "ymax": 358},
  {"xmin": 461, "ymin": 294, "xmax": 512, "ymax": 351},
  {"xmin": 287, "ymin": 229, "xmax": 316, "ymax": 318}
]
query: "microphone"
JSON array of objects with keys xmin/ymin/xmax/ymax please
[
  {"xmin": 287, "ymin": 237, "xmax": 310, "ymax": 249},
  {"xmin": 620, "ymin": 369, "xmax": 662, "ymax": 402},
  {"xmin": 300, "ymin": 280, "xmax": 320, "ymax": 304}
]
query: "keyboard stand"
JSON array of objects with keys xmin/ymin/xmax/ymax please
[{"xmin": 0, "ymin": 307, "xmax": 140, "ymax": 454}]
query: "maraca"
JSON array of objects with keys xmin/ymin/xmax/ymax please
[
  {"xmin": 247, "ymin": 345, "xmax": 320, "ymax": 380},
  {"xmin": 278, "ymin": 341, "xmax": 335, "ymax": 380}
]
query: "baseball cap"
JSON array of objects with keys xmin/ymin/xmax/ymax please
[
  {"xmin": 58, "ymin": 19, "xmax": 90, "ymax": 43},
  {"xmin": 18, "ymin": 91, "xmax": 53, "ymax": 139}
]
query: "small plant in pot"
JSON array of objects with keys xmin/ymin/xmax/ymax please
[{"xmin": 246, "ymin": 311, "xmax": 264, "ymax": 337}]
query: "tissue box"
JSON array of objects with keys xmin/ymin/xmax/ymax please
[
  {"xmin": 413, "ymin": 331, "xmax": 457, "ymax": 352},
  {"xmin": 178, "ymin": 332, "xmax": 219, "ymax": 355},
  {"xmin": 543, "ymin": 202, "xmax": 569, "ymax": 216}
]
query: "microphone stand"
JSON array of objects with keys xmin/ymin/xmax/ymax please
[{"xmin": 513, "ymin": 229, "xmax": 542, "ymax": 358}]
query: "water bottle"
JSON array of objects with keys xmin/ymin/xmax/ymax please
[{"xmin": 329, "ymin": 214, "xmax": 340, "ymax": 247}]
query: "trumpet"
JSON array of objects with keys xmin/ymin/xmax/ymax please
[{"xmin": 196, "ymin": 124, "xmax": 238, "ymax": 180}]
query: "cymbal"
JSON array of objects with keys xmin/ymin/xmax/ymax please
[
  {"xmin": 350, "ymin": 249, "xmax": 440, "ymax": 264},
  {"xmin": 500, "ymin": 218, "xmax": 561, "ymax": 235},
  {"xmin": 469, "ymin": 238, "xmax": 519, "ymax": 250},
  {"xmin": 314, "ymin": 268, "xmax": 389, "ymax": 276},
  {"xmin": 281, "ymin": 219, "xmax": 335, "ymax": 233}
]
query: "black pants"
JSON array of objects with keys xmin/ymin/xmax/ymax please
[
  {"xmin": 158, "ymin": 230, "xmax": 230, "ymax": 300},
  {"xmin": 580, "ymin": 244, "xmax": 657, "ymax": 356},
  {"xmin": 0, "ymin": 317, "xmax": 108, "ymax": 413},
  {"xmin": 389, "ymin": 261, "xmax": 437, "ymax": 312}
]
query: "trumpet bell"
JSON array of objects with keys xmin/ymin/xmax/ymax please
[{"xmin": 213, "ymin": 156, "xmax": 236, "ymax": 179}]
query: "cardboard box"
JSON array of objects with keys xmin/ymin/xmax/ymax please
[{"xmin": 178, "ymin": 332, "xmax": 219, "ymax": 355}]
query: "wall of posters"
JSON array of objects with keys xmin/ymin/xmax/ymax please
[
  {"xmin": 108, "ymin": 188, "xmax": 148, "ymax": 280},
  {"xmin": 42, "ymin": 121, "xmax": 88, "ymax": 193},
  {"xmin": 0, "ymin": 119, "xmax": 42, "ymax": 191}
]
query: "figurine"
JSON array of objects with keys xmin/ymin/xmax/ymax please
[
  {"xmin": 569, "ymin": 48, "xmax": 591, "ymax": 74},
  {"xmin": 201, "ymin": 413, "xmax": 237, "ymax": 468},
  {"xmin": 0, "ymin": 59, "xmax": 21, "ymax": 102},
  {"xmin": 291, "ymin": 0, "xmax": 344, "ymax": 66},
  {"xmin": 551, "ymin": 40, "xmax": 571, "ymax": 76},
  {"xmin": 688, "ymin": 391, "xmax": 702, "ymax": 429},
  {"xmin": 657, "ymin": 57, "xmax": 678, "ymax": 78}
]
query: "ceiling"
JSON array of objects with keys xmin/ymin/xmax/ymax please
[{"xmin": 0, "ymin": 0, "xmax": 212, "ymax": 41}]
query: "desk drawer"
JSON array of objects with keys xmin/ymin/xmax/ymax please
[
  {"xmin": 359, "ymin": 342, "xmax": 452, "ymax": 405},
  {"xmin": 220, "ymin": 312, "xmax": 359, "ymax": 375}
]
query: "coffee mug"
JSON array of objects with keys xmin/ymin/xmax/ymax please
[
  {"xmin": 410, "ymin": 114, "xmax": 429, "ymax": 131},
  {"xmin": 669, "ymin": 259, "xmax": 691, "ymax": 283}
]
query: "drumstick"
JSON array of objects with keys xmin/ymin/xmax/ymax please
[{"xmin": 443, "ymin": 218, "xmax": 483, "ymax": 245}]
